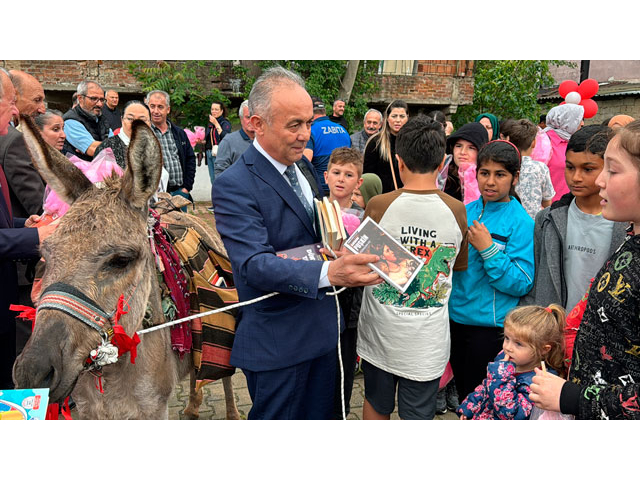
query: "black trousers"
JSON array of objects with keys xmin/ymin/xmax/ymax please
[
  {"xmin": 0, "ymin": 322, "xmax": 16, "ymax": 390},
  {"xmin": 449, "ymin": 320, "xmax": 504, "ymax": 404}
]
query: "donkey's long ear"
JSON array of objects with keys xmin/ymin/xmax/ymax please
[
  {"xmin": 20, "ymin": 115, "xmax": 94, "ymax": 205},
  {"xmin": 120, "ymin": 120, "xmax": 162, "ymax": 210}
]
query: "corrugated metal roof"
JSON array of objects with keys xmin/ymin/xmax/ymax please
[{"xmin": 538, "ymin": 81, "xmax": 640, "ymax": 101}]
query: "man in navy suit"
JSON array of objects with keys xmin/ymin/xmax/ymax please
[
  {"xmin": 212, "ymin": 66, "xmax": 382, "ymax": 419},
  {"xmin": 0, "ymin": 70, "xmax": 57, "ymax": 389}
]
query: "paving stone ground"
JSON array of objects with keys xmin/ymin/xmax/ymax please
[{"xmin": 168, "ymin": 368, "xmax": 458, "ymax": 420}]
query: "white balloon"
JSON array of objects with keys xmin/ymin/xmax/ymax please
[{"xmin": 566, "ymin": 91, "xmax": 582, "ymax": 104}]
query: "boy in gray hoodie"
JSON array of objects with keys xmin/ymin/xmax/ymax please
[{"xmin": 521, "ymin": 124, "xmax": 628, "ymax": 311}]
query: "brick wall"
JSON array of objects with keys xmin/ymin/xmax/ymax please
[
  {"xmin": 0, "ymin": 60, "xmax": 248, "ymax": 112},
  {"xmin": 1, "ymin": 60, "xmax": 144, "ymax": 92},
  {"xmin": 2, "ymin": 59, "xmax": 475, "ymax": 114},
  {"xmin": 0, "ymin": 59, "xmax": 252, "ymax": 91},
  {"xmin": 371, "ymin": 60, "xmax": 475, "ymax": 111}
]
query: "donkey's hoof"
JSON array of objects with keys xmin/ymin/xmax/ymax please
[
  {"xmin": 226, "ymin": 409, "xmax": 241, "ymax": 420},
  {"xmin": 182, "ymin": 408, "xmax": 200, "ymax": 420}
]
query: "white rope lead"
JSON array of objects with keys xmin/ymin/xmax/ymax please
[
  {"xmin": 136, "ymin": 291, "xmax": 279, "ymax": 336},
  {"xmin": 136, "ymin": 284, "xmax": 348, "ymax": 420},
  {"xmin": 333, "ymin": 286, "xmax": 346, "ymax": 420},
  {"xmin": 136, "ymin": 286, "xmax": 346, "ymax": 336}
]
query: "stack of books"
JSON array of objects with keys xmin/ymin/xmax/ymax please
[{"xmin": 314, "ymin": 197, "xmax": 347, "ymax": 253}]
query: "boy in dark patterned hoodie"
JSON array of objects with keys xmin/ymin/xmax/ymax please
[{"xmin": 530, "ymin": 120, "xmax": 640, "ymax": 419}]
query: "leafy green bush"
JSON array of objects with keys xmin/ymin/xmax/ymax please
[
  {"xmin": 452, "ymin": 60, "xmax": 577, "ymax": 127},
  {"xmin": 128, "ymin": 60, "xmax": 228, "ymax": 129}
]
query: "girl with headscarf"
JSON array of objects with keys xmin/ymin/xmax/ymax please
[
  {"xmin": 352, "ymin": 172, "xmax": 382, "ymax": 209},
  {"xmin": 542, "ymin": 104, "xmax": 584, "ymax": 201},
  {"xmin": 475, "ymin": 113, "xmax": 500, "ymax": 141},
  {"xmin": 608, "ymin": 114, "xmax": 635, "ymax": 130}
]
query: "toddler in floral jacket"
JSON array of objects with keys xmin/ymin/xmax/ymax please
[{"xmin": 458, "ymin": 304, "xmax": 566, "ymax": 420}]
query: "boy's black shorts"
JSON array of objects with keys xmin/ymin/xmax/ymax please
[{"xmin": 362, "ymin": 359, "xmax": 440, "ymax": 420}]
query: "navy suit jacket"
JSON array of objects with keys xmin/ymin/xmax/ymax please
[
  {"xmin": 0, "ymin": 186, "xmax": 39, "ymax": 334},
  {"xmin": 212, "ymin": 144, "xmax": 342, "ymax": 372}
]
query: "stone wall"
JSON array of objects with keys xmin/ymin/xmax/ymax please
[{"xmin": 585, "ymin": 96, "xmax": 640, "ymax": 125}]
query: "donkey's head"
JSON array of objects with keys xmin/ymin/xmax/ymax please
[{"xmin": 13, "ymin": 117, "xmax": 163, "ymax": 402}]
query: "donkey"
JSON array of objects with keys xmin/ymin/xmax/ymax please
[{"xmin": 12, "ymin": 118, "xmax": 239, "ymax": 420}]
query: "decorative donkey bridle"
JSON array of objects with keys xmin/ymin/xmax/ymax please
[{"xmin": 37, "ymin": 282, "xmax": 140, "ymax": 378}]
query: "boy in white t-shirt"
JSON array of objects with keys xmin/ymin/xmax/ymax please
[
  {"xmin": 507, "ymin": 119, "xmax": 556, "ymax": 219},
  {"xmin": 357, "ymin": 115, "xmax": 468, "ymax": 420}
]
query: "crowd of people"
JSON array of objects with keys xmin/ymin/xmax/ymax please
[{"xmin": 1, "ymin": 64, "xmax": 640, "ymax": 421}]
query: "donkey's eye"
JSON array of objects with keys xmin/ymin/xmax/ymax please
[{"xmin": 105, "ymin": 253, "xmax": 138, "ymax": 270}]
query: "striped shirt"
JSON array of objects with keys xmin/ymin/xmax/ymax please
[{"xmin": 151, "ymin": 122, "xmax": 183, "ymax": 188}]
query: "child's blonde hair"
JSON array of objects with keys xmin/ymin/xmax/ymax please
[
  {"xmin": 503, "ymin": 304, "xmax": 567, "ymax": 377},
  {"xmin": 328, "ymin": 147, "xmax": 364, "ymax": 177}
]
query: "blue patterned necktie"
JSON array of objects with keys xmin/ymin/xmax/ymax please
[{"xmin": 284, "ymin": 164, "xmax": 314, "ymax": 223}]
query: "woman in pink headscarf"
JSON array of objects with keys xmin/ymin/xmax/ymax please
[
  {"xmin": 542, "ymin": 104, "xmax": 584, "ymax": 201},
  {"xmin": 608, "ymin": 114, "xmax": 635, "ymax": 130}
]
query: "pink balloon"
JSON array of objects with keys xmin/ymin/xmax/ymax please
[
  {"xmin": 580, "ymin": 99, "xmax": 598, "ymax": 118},
  {"xmin": 558, "ymin": 80, "xmax": 579, "ymax": 99},
  {"xmin": 578, "ymin": 79, "xmax": 599, "ymax": 99}
]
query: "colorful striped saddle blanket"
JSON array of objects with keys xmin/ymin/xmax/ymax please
[{"xmin": 155, "ymin": 206, "xmax": 239, "ymax": 388}]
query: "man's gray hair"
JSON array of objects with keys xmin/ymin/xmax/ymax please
[
  {"xmin": 248, "ymin": 65, "xmax": 305, "ymax": 124},
  {"xmin": 238, "ymin": 99, "xmax": 249, "ymax": 118},
  {"xmin": 145, "ymin": 90, "xmax": 170, "ymax": 107},
  {"xmin": 77, "ymin": 80, "xmax": 103, "ymax": 96},
  {"xmin": 0, "ymin": 67, "xmax": 8, "ymax": 98},
  {"xmin": 8, "ymin": 71, "xmax": 25, "ymax": 94},
  {"xmin": 364, "ymin": 108, "xmax": 383, "ymax": 123}
]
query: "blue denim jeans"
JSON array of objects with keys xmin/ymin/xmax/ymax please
[{"xmin": 206, "ymin": 149, "xmax": 216, "ymax": 206}]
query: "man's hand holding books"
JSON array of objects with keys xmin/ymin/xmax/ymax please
[{"xmin": 324, "ymin": 249, "xmax": 383, "ymax": 288}]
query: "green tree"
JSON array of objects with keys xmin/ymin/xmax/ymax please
[
  {"xmin": 452, "ymin": 60, "xmax": 577, "ymax": 126},
  {"xmin": 127, "ymin": 60, "xmax": 228, "ymax": 129},
  {"xmin": 253, "ymin": 60, "xmax": 381, "ymax": 132}
]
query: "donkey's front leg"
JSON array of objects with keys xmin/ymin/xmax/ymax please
[
  {"xmin": 222, "ymin": 375, "xmax": 240, "ymax": 420},
  {"xmin": 182, "ymin": 369, "xmax": 203, "ymax": 419}
]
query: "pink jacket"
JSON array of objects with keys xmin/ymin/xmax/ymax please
[{"xmin": 545, "ymin": 130, "xmax": 570, "ymax": 202}]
